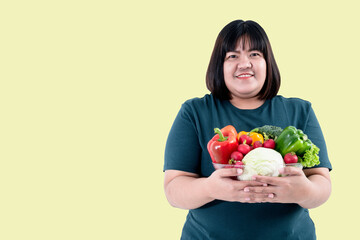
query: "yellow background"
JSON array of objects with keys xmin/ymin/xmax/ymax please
[{"xmin": 1, "ymin": 0, "xmax": 359, "ymax": 239}]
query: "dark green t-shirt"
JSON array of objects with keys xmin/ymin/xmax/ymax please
[{"xmin": 164, "ymin": 94, "xmax": 332, "ymax": 240}]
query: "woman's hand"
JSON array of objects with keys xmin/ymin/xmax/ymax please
[
  {"xmin": 164, "ymin": 168, "xmax": 272, "ymax": 210},
  {"xmin": 242, "ymin": 167, "xmax": 331, "ymax": 208},
  {"xmin": 243, "ymin": 167, "xmax": 311, "ymax": 204},
  {"xmin": 204, "ymin": 168, "xmax": 269, "ymax": 203}
]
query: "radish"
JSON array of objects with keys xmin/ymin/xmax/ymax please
[
  {"xmin": 238, "ymin": 143, "xmax": 251, "ymax": 155},
  {"xmin": 284, "ymin": 152, "xmax": 298, "ymax": 164},
  {"xmin": 234, "ymin": 161, "xmax": 244, "ymax": 168},
  {"xmin": 263, "ymin": 139, "xmax": 276, "ymax": 149},
  {"xmin": 253, "ymin": 141, "xmax": 263, "ymax": 149},
  {"xmin": 239, "ymin": 135, "xmax": 253, "ymax": 145},
  {"xmin": 230, "ymin": 151, "xmax": 244, "ymax": 161}
]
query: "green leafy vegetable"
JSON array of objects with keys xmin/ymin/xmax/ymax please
[
  {"xmin": 250, "ymin": 125, "xmax": 283, "ymax": 140},
  {"xmin": 300, "ymin": 145, "xmax": 320, "ymax": 168}
]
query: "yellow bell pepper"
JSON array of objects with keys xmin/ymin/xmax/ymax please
[{"xmin": 237, "ymin": 131, "xmax": 264, "ymax": 145}]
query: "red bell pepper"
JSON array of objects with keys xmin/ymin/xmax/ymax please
[{"xmin": 207, "ymin": 125, "xmax": 239, "ymax": 164}]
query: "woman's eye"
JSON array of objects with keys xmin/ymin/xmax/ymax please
[
  {"xmin": 227, "ymin": 54, "xmax": 237, "ymax": 59},
  {"xmin": 250, "ymin": 52, "xmax": 262, "ymax": 57}
]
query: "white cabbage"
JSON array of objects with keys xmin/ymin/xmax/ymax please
[{"xmin": 238, "ymin": 147, "xmax": 285, "ymax": 181}]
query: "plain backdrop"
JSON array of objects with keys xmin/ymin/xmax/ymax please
[{"xmin": 1, "ymin": 0, "xmax": 359, "ymax": 239}]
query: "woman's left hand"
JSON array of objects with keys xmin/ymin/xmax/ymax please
[{"xmin": 243, "ymin": 167, "xmax": 313, "ymax": 204}]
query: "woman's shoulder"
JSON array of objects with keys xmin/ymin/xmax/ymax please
[
  {"xmin": 174, "ymin": 94, "xmax": 216, "ymax": 126},
  {"xmin": 182, "ymin": 94, "xmax": 217, "ymax": 109},
  {"xmin": 270, "ymin": 95, "xmax": 314, "ymax": 130},
  {"xmin": 272, "ymin": 95, "xmax": 314, "ymax": 126},
  {"xmin": 272, "ymin": 95, "xmax": 312, "ymax": 108}
]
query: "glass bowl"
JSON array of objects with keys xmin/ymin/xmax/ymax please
[{"xmin": 212, "ymin": 162, "xmax": 303, "ymax": 180}]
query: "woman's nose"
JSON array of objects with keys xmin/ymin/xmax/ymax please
[{"xmin": 237, "ymin": 56, "xmax": 252, "ymax": 69}]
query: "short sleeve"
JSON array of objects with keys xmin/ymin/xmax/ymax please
[
  {"xmin": 304, "ymin": 106, "xmax": 332, "ymax": 171},
  {"xmin": 163, "ymin": 103, "xmax": 202, "ymax": 174}
]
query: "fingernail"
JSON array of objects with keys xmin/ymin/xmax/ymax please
[
  {"xmin": 268, "ymin": 194, "xmax": 274, "ymax": 198},
  {"xmin": 237, "ymin": 169, "xmax": 243, "ymax": 175},
  {"xmin": 278, "ymin": 168, "xmax": 284, "ymax": 174},
  {"xmin": 244, "ymin": 188, "xmax": 249, "ymax": 192},
  {"xmin": 263, "ymin": 183, "xmax": 267, "ymax": 187},
  {"xmin": 245, "ymin": 197, "xmax": 250, "ymax": 201},
  {"xmin": 252, "ymin": 176, "xmax": 256, "ymax": 180}
]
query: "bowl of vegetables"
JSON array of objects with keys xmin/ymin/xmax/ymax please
[
  {"xmin": 208, "ymin": 125, "xmax": 318, "ymax": 180},
  {"xmin": 212, "ymin": 147, "xmax": 303, "ymax": 180}
]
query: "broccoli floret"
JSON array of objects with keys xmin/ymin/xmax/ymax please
[{"xmin": 250, "ymin": 125, "xmax": 283, "ymax": 140}]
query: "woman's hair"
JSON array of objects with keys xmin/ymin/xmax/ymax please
[{"xmin": 206, "ymin": 20, "xmax": 281, "ymax": 100}]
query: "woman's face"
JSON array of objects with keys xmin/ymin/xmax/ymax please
[{"xmin": 223, "ymin": 38, "xmax": 266, "ymax": 100}]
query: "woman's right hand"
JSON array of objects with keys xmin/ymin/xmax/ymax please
[
  {"xmin": 205, "ymin": 168, "xmax": 269, "ymax": 203},
  {"xmin": 164, "ymin": 168, "xmax": 272, "ymax": 209}
]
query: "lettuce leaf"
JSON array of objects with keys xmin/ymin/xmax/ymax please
[{"xmin": 300, "ymin": 144, "xmax": 320, "ymax": 168}]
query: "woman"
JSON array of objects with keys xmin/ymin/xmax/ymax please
[{"xmin": 164, "ymin": 20, "xmax": 332, "ymax": 239}]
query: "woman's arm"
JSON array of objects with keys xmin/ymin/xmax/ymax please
[
  {"xmin": 298, "ymin": 168, "xmax": 332, "ymax": 208},
  {"xmin": 164, "ymin": 168, "xmax": 270, "ymax": 210},
  {"xmin": 164, "ymin": 170, "xmax": 213, "ymax": 210},
  {"xmin": 243, "ymin": 167, "xmax": 331, "ymax": 209}
]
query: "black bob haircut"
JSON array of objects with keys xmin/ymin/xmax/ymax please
[{"xmin": 206, "ymin": 20, "xmax": 281, "ymax": 100}]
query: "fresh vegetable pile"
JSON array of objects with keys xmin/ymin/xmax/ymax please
[{"xmin": 207, "ymin": 125, "xmax": 320, "ymax": 179}]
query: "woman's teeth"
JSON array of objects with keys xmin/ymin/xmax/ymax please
[{"xmin": 237, "ymin": 74, "xmax": 252, "ymax": 77}]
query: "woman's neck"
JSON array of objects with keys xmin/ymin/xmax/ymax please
[{"xmin": 229, "ymin": 97, "xmax": 265, "ymax": 110}]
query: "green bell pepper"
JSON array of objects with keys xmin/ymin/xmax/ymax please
[
  {"xmin": 275, "ymin": 126, "xmax": 320, "ymax": 167},
  {"xmin": 275, "ymin": 126, "xmax": 310, "ymax": 156}
]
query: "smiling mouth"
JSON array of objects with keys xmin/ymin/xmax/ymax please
[{"xmin": 236, "ymin": 73, "xmax": 254, "ymax": 79}]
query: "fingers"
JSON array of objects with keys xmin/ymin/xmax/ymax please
[
  {"xmin": 242, "ymin": 185, "xmax": 279, "ymax": 203},
  {"xmin": 279, "ymin": 166, "xmax": 304, "ymax": 176},
  {"xmin": 238, "ymin": 181, "xmax": 267, "ymax": 187},
  {"xmin": 242, "ymin": 192, "xmax": 276, "ymax": 203},
  {"xmin": 233, "ymin": 185, "xmax": 276, "ymax": 203},
  {"xmin": 211, "ymin": 168, "xmax": 291, "ymax": 203},
  {"xmin": 242, "ymin": 186, "xmax": 275, "ymax": 202},
  {"xmin": 252, "ymin": 167, "xmax": 304, "ymax": 184},
  {"xmin": 244, "ymin": 186, "xmax": 274, "ymax": 194},
  {"xmin": 216, "ymin": 169, "xmax": 268, "ymax": 186},
  {"xmin": 252, "ymin": 175, "xmax": 280, "ymax": 185},
  {"xmin": 217, "ymin": 168, "xmax": 243, "ymax": 178}
]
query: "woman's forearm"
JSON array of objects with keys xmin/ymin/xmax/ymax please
[
  {"xmin": 164, "ymin": 175, "xmax": 214, "ymax": 210},
  {"xmin": 298, "ymin": 174, "xmax": 332, "ymax": 209}
]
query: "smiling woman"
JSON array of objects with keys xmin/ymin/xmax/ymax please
[
  {"xmin": 206, "ymin": 20, "xmax": 280, "ymax": 106},
  {"xmin": 163, "ymin": 19, "xmax": 332, "ymax": 240}
]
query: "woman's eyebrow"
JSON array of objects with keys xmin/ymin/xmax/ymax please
[{"xmin": 228, "ymin": 46, "xmax": 262, "ymax": 52}]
